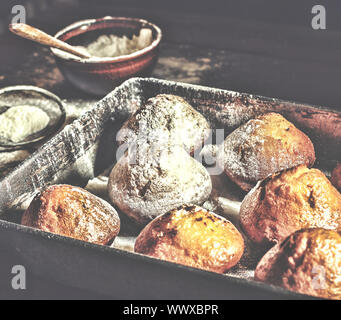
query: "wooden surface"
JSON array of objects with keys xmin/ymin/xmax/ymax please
[{"xmin": 0, "ymin": 0, "xmax": 340, "ymax": 299}]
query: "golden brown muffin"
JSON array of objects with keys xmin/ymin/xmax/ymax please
[
  {"xmin": 331, "ymin": 163, "xmax": 341, "ymax": 192},
  {"xmin": 22, "ymin": 184, "xmax": 120, "ymax": 245},
  {"xmin": 255, "ymin": 228, "xmax": 341, "ymax": 300},
  {"xmin": 240, "ymin": 165, "xmax": 341, "ymax": 247},
  {"xmin": 223, "ymin": 112, "xmax": 315, "ymax": 191},
  {"xmin": 134, "ymin": 204, "xmax": 244, "ymax": 273},
  {"xmin": 117, "ymin": 94, "xmax": 210, "ymax": 154}
]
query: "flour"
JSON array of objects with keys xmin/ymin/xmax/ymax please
[
  {"xmin": 0, "ymin": 106, "xmax": 50, "ymax": 143},
  {"xmin": 59, "ymin": 28, "xmax": 153, "ymax": 60}
]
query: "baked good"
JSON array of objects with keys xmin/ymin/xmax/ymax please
[
  {"xmin": 108, "ymin": 144, "xmax": 212, "ymax": 225},
  {"xmin": 21, "ymin": 184, "xmax": 120, "ymax": 245},
  {"xmin": 117, "ymin": 94, "xmax": 210, "ymax": 154},
  {"xmin": 222, "ymin": 112, "xmax": 315, "ymax": 191},
  {"xmin": 331, "ymin": 162, "xmax": 341, "ymax": 192},
  {"xmin": 240, "ymin": 165, "xmax": 341, "ymax": 247},
  {"xmin": 255, "ymin": 228, "xmax": 341, "ymax": 299},
  {"xmin": 134, "ymin": 204, "xmax": 244, "ymax": 273}
]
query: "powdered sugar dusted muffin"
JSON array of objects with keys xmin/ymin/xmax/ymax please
[
  {"xmin": 117, "ymin": 94, "xmax": 210, "ymax": 154},
  {"xmin": 108, "ymin": 145, "xmax": 212, "ymax": 225}
]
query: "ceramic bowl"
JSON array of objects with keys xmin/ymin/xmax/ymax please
[{"xmin": 51, "ymin": 16, "xmax": 162, "ymax": 96}]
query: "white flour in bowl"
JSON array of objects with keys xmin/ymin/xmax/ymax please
[
  {"xmin": 58, "ymin": 28, "xmax": 153, "ymax": 59},
  {"xmin": 0, "ymin": 106, "xmax": 49, "ymax": 143}
]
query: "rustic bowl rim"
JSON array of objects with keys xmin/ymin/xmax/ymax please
[{"xmin": 50, "ymin": 16, "xmax": 162, "ymax": 64}]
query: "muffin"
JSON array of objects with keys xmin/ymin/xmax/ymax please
[
  {"xmin": 331, "ymin": 162, "xmax": 341, "ymax": 192},
  {"xmin": 135, "ymin": 204, "xmax": 244, "ymax": 273},
  {"xmin": 223, "ymin": 112, "xmax": 315, "ymax": 191},
  {"xmin": 255, "ymin": 228, "xmax": 341, "ymax": 300},
  {"xmin": 117, "ymin": 94, "xmax": 210, "ymax": 154},
  {"xmin": 108, "ymin": 144, "xmax": 212, "ymax": 225},
  {"xmin": 21, "ymin": 184, "xmax": 120, "ymax": 245},
  {"xmin": 240, "ymin": 165, "xmax": 341, "ymax": 247}
]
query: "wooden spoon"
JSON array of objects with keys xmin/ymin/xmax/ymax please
[{"xmin": 9, "ymin": 23, "xmax": 91, "ymax": 59}]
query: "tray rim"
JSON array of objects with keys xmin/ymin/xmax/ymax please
[{"xmin": 0, "ymin": 217, "xmax": 314, "ymax": 300}]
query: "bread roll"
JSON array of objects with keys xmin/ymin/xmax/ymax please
[
  {"xmin": 255, "ymin": 228, "xmax": 341, "ymax": 300},
  {"xmin": 108, "ymin": 144, "xmax": 212, "ymax": 225},
  {"xmin": 135, "ymin": 204, "xmax": 244, "ymax": 273},
  {"xmin": 223, "ymin": 112, "xmax": 315, "ymax": 191},
  {"xmin": 117, "ymin": 94, "xmax": 210, "ymax": 154},
  {"xmin": 331, "ymin": 162, "xmax": 341, "ymax": 192},
  {"xmin": 21, "ymin": 184, "xmax": 120, "ymax": 245},
  {"xmin": 240, "ymin": 165, "xmax": 341, "ymax": 247}
]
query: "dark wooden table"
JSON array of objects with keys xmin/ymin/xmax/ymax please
[{"xmin": 0, "ymin": 0, "xmax": 341, "ymax": 299}]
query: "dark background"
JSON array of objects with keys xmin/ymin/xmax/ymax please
[
  {"xmin": 1, "ymin": 0, "xmax": 341, "ymax": 107},
  {"xmin": 0, "ymin": 0, "xmax": 340, "ymax": 299}
]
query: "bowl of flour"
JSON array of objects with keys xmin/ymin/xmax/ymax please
[
  {"xmin": 0, "ymin": 86, "xmax": 66, "ymax": 150},
  {"xmin": 51, "ymin": 17, "xmax": 162, "ymax": 96}
]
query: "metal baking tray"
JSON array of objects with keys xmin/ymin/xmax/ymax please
[{"xmin": 0, "ymin": 77, "xmax": 340, "ymax": 299}]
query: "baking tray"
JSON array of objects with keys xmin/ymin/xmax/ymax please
[{"xmin": 1, "ymin": 77, "xmax": 340, "ymax": 299}]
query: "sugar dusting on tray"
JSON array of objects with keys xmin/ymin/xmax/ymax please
[{"xmin": 61, "ymin": 28, "xmax": 153, "ymax": 59}]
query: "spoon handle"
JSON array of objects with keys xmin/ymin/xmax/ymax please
[{"xmin": 9, "ymin": 23, "xmax": 91, "ymax": 59}]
